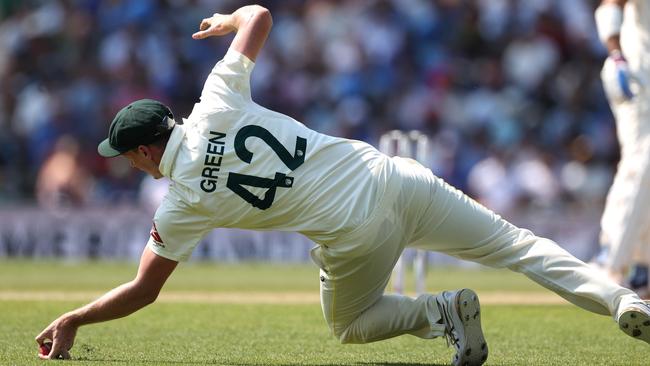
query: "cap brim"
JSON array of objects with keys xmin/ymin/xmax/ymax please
[{"xmin": 97, "ymin": 139, "xmax": 123, "ymax": 158}]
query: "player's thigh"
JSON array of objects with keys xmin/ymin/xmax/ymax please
[{"xmin": 408, "ymin": 171, "xmax": 518, "ymax": 259}]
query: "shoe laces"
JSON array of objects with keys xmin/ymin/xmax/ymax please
[
  {"xmin": 636, "ymin": 301, "xmax": 650, "ymax": 313},
  {"xmin": 437, "ymin": 293, "xmax": 461, "ymax": 349},
  {"xmin": 627, "ymin": 300, "xmax": 650, "ymax": 310}
]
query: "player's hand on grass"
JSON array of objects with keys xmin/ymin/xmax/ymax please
[
  {"xmin": 192, "ymin": 13, "xmax": 236, "ymax": 39},
  {"xmin": 35, "ymin": 314, "xmax": 78, "ymax": 360}
]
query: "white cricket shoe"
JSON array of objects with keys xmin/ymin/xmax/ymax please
[
  {"xmin": 436, "ymin": 289, "xmax": 488, "ymax": 366},
  {"xmin": 617, "ymin": 300, "xmax": 650, "ymax": 345}
]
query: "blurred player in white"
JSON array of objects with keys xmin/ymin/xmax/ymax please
[
  {"xmin": 35, "ymin": 4, "xmax": 650, "ymax": 366},
  {"xmin": 595, "ymin": 0, "xmax": 650, "ymax": 297}
]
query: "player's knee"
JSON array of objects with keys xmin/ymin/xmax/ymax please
[
  {"xmin": 335, "ymin": 328, "xmax": 355, "ymax": 344},
  {"xmin": 328, "ymin": 323, "xmax": 348, "ymax": 344},
  {"xmin": 327, "ymin": 321, "xmax": 352, "ymax": 344},
  {"xmin": 323, "ymin": 307, "xmax": 369, "ymax": 343},
  {"xmin": 338, "ymin": 333, "xmax": 358, "ymax": 344},
  {"xmin": 334, "ymin": 323, "xmax": 368, "ymax": 344}
]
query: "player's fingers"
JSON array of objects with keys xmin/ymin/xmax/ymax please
[
  {"xmin": 59, "ymin": 349, "xmax": 71, "ymax": 360},
  {"xmin": 38, "ymin": 352, "xmax": 56, "ymax": 360},
  {"xmin": 199, "ymin": 18, "xmax": 211, "ymax": 31},
  {"xmin": 37, "ymin": 352, "xmax": 65, "ymax": 360},
  {"xmin": 35, "ymin": 335, "xmax": 44, "ymax": 345},
  {"xmin": 35, "ymin": 330, "xmax": 51, "ymax": 345},
  {"xmin": 192, "ymin": 30, "xmax": 211, "ymax": 39},
  {"xmin": 46, "ymin": 339, "xmax": 64, "ymax": 360},
  {"xmin": 193, "ymin": 25, "xmax": 223, "ymax": 39}
]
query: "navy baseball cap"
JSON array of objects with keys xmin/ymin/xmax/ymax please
[{"xmin": 98, "ymin": 99, "xmax": 175, "ymax": 158}]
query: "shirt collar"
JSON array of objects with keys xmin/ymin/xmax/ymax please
[{"xmin": 158, "ymin": 122, "xmax": 185, "ymax": 179}]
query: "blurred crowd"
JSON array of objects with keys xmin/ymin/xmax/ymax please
[{"xmin": 0, "ymin": 0, "xmax": 615, "ymax": 220}]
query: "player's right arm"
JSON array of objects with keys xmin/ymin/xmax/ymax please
[
  {"xmin": 188, "ymin": 6, "xmax": 270, "ymax": 116},
  {"xmin": 35, "ymin": 246, "xmax": 178, "ymax": 360},
  {"xmin": 596, "ymin": 0, "xmax": 634, "ymax": 101}
]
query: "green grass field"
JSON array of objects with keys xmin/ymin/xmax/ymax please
[{"xmin": 0, "ymin": 261, "xmax": 647, "ymax": 365}]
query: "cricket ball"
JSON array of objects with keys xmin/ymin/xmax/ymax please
[{"xmin": 39, "ymin": 342, "xmax": 52, "ymax": 356}]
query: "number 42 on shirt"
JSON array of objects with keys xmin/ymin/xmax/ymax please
[{"xmin": 227, "ymin": 125, "xmax": 307, "ymax": 210}]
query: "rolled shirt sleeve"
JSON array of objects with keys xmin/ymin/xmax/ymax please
[{"xmin": 147, "ymin": 194, "xmax": 213, "ymax": 262}]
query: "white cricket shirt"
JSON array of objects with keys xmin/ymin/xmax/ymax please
[{"xmin": 147, "ymin": 48, "xmax": 392, "ymax": 261}]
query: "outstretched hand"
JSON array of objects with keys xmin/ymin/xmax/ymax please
[
  {"xmin": 192, "ymin": 13, "xmax": 236, "ymax": 39},
  {"xmin": 190, "ymin": 5, "xmax": 272, "ymax": 62},
  {"xmin": 35, "ymin": 315, "xmax": 78, "ymax": 360}
]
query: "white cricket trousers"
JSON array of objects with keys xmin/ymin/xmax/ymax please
[
  {"xmin": 600, "ymin": 85, "xmax": 650, "ymax": 272},
  {"xmin": 310, "ymin": 157, "xmax": 636, "ymax": 344}
]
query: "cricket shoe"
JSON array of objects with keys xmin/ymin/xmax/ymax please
[
  {"xmin": 617, "ymin": 299, "xmax": 650, "ymax": 345},
  {"xmin": 435, "ymin": 288, "xmax": 488, "ymax": 366}
]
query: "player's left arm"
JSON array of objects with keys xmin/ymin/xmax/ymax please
[
  {"xmin": 34, "ymin": 246, "xmax": 178, "ymax": 360},
  {"xmin": 596, "ymin": 0, "xmax": 627, "ymax": 52},
  {"xmin": 596, "ymin": 0, "xmax": 635, "ymax": 101},
  {"xmin": 192, "ymin": 5, "xmax": 272, "ymax": 62}
]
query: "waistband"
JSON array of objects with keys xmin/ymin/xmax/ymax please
[{"xmin": 315, "ymin": 156, "xmax": 403, "ymax": 258}]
